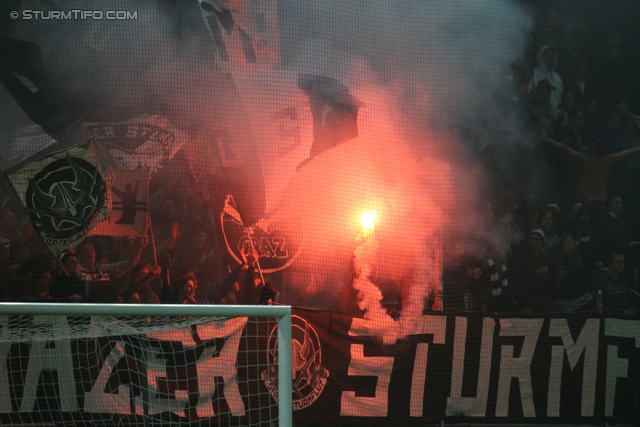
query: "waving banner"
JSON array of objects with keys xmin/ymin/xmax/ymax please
[
  {"xmin": 88, "ymin": 166, "xmax": 149, "ymax": 237},
  {"xmin": 217, "ymin": 72, "xmax": 363, "ymax": 274},
  {"xmin": 219, "ymin": 194, "xmax": 303, "ymax": 273},
  {"xmin": 6, "ymin": 137, "xmax": 111, "ymax": 251},
  {"xmin": 82, "ymin": 115, "xmax": 190, "ymax": 175}
]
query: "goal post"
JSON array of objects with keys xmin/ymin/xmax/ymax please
[{"xmin": 0, "ymin": 302, "xmax": 293, "ymax": 427}]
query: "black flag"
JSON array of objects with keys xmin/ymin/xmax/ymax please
[{"xmin": 296, "ymin": 74, "xmax": 363, "ymax": 171}]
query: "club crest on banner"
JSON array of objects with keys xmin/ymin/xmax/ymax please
[
  {"xmin": 25, "ymin": 155, "xmax": 106, "ymax": 242},
  {"xmin": 7, "ymin": 137, "xmax": 111, "ymax": 250},
  {"xmin": 220, "ymin": 195, "xmax": 303, "ymax": 273},
  {"xmin": 261, "ymin": 315, "xmax": 329, "ymax": 410}
]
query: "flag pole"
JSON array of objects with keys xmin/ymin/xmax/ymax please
[
  {"xmin": 148, "ymin": 217, "xmax": 158, "ymax": 266},
  {"xmin": 244, "ymin": 227, "xmax": 266, "ymax": 286},
  {"xmin": 207, "ymin": 127, "xmax": 269, "ymax": 289}
]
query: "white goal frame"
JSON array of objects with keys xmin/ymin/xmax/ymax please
[{"xmin": 0, "ymin": 302, "xmax": 293, "ymax": 427}]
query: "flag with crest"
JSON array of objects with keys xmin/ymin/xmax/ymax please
[{"xmin": 6, "ymin": 137, "xmax": 111, "ymax": 252}]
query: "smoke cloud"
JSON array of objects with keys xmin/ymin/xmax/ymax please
[
  {"xmin": 1, "ymin": 0, "xmax": 535, "ymax": 322},
  {"xmin": 275, "ymin": 0, "xmax": 533, "ymax": 316}
]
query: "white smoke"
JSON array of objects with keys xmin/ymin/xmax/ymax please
[{"xmin": 352, "ymin": 233, "xmax": 385, "ymax": 318}]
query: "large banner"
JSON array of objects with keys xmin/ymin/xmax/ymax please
[
  {"xmin": 0, "ymin": 309, "xmax": 638, "ymax": 425},
  {"xmin": 81, "ymin": 115, "xmax": 194, "ymax": 237},
  {"xmin": 6, "ymin": 138, "xmax": 112, "ymax": 252},
  {"xmin": 81, "ymin": 115, "xmax": 190, "ymax": 175}
]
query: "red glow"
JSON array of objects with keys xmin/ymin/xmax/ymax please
[{"xmin": 235, "ymin": 71, "xmax": 480, "ymax": 315}]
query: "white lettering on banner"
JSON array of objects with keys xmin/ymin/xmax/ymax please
[
  {"xmin": 147, "ymin": 327, "xmax": 197, "ymax": 347},
  {"xmin": 547, "ymin": 318, "xmax": 599, "ymax": 417},
  {"xmin": 195, "ymin": 318, "xmax": 247, "ymax": 417},
  {"xmin": 83, "ymin": 319, "xmax": 248, "ymax": 417},
  {"xmin": 495, "ymin": 318, "xmax": 543, "ymax": 417},
  {"xmin": 0, "ymin": 316, "xmax": 12, "ymax": 413},
  {"xmin": 446, "ymin": 317, "xmax": 495, "ymax": 417},
  {"xmin": 84, "ymin": 342, "xmax": 136, "ymax": 414},
  {"xmin": 20, "ymin": 316, "xmax": 78, "ymax": 412},
  {"xmin": 123, "ymin": 125, "xmax": 172, "ymax": 144},
  {"xmin": 408, "ymin": 315, "xmax": 446, "ymax": 417},
  {"xmin": 340, "ymin": 344, "xmax": 394, "ymax": 417},
  {"xmin": 143, "ymin": 340, "xmax": 190, "ymax": 416},
  {"xmin": 341, "ymin": 316, "xmax": 398, "ymax": 416},
  {"xmin": 2, "ymin": 313, "xmax": 638, "ymax": 421},
  {"xmin": 92, "ymin": 126, "xmax": 116, "ymax": 139},
  {"xmin": 605, "ymin": 346, "xmax": 626, "ymax": 418},
  {"xmin": 348, "ymin": 317, "xmax": 399, "ymax": 345},
  {"xmin": 292, "ymin": 377, "xmax": 328, "ymax": 410},
  {"xmin": 139, "ymin": 328, "xmax": 194, "ymax": 415},
  {"xmin": 195, "ymin": 346, "xmax": 222, "ymax": 417},
  {"xmin": 604, "ymin": 319, "xmax": 640, "ymax": 417}
]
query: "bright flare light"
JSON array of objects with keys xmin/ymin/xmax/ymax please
[{"xmin": 361, "ymin": 211, "xmax": 377, "ymax": 232}]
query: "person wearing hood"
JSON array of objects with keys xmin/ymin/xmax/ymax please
[{"xmin": 529, "ymin": 45, "xmax": 564, "ymax": 110}]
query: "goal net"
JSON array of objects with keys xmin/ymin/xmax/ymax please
[{"xmin": 0, "ymin": 303, "xmax": 292, "ymax": 427}]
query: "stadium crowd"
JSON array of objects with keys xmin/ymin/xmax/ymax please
[
  {"xmin": 445, "ymin": 4, "xmax": 640, "ymax": 317},
  {"xmin": 0, "ymin": 3, "xmax": 639, "ymax": 317}
]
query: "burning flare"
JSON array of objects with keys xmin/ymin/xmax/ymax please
[{"xmin": 360, "ymin": 210, "xmax": 377, "ymax": 233}]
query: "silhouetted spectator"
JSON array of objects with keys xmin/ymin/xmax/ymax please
[
  {"xmin": 259, "ymin": 282, "xmax": 279, "ymax": 305},
  {"xmin": 50, "ymin": 252, "xmax": 85, "ymax": 301},
  {"xmin": 22, "ymin": 268, "xmax": 52, "ymax": 301},
  {"xmin": 556, "ymin": 91, "xmax": 576, "ymax": 127},
  {"xmin": 594, "ymin": 252, "xmax": 638, "ymax": 317},
  {"xmin": 165, "ymin": 252, "xmax": 248, "ymax": 305},
  {"xmin": 77, "ymin": 237, "xmax": 147, "ymax": 300},
  {"xmin": 567, "ymin": 109, "xmax": 588, "ymax": 151},
  {"xmin": 240, "ymin": 262, "xmax": 263, "ymax": 305},
  {"xmin": 529, "ymin": 79, "xmax": 558, "ymax": 120},
  {"xmin": 588, "ymin": 111, "xmax": 624, "ymax": 156},
  {"xmin": 548, "ymin": 234, "xmax": 593, "ymax": 312},
  {"xmin": 543, "ymin": 132, "xmax": 640, "ymax": 202},
  {"xmin": 581, "ymin": 98, "xmax": 602, "ymax": 140},
  {"xmin": 120, "ymin": 262, "xmax": 161, "ymax": 304},
  {"xmin": 0, "ymin": 208, "xmax": 19, "ymax": 247},
  {"xmin": 0, "ymin": 208, "xmax": 35, "ymax": 249},
  {"xmin": 531, "ymin": 207, "xmax": 560, "ymax": 250},
  {"xmin": 7, "ymin": 240, "xmax": 30, "ymax": 271},
  {"xmin": 462, "ymin": 236, "xmax": 512, "ymax": 314},
  {"xmin": 590, "ymin": 195, "xmax": 639, "ymax": 267},
  {"xmin": 564, "ymin": 57, "xmax": 592, "ymax": 105},
  {"xmin": 509, "ymin": 229, "xmax": 551, "ymax": 314}
]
